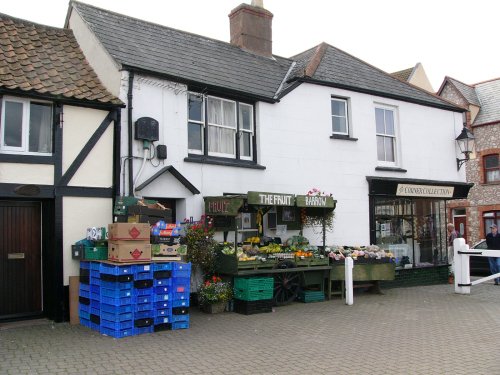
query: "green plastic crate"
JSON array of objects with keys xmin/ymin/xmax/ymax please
[
  {"xmin": 234, "ymin": 277, "xmax": 274, "ymax": 291},
  {"xmin": 84, "ymin": 246, "xmax": 108, "ymax": 260},
  {"xmin": 297, "ymin": 290, "xmax": 325, "ymax": 303},
  {"xmin": 234, "ymin": 288, "xmax": 274, "ymax": 301}
]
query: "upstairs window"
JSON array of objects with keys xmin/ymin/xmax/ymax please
[
  {"xmin": 375, "ymin": 106, "xmax": 397, "ymax": 163},
  {"xmin": 484, "ymin": 154, "xmax": 499, "ymax": 183},
  {"xmin": 331, "ymin": 97, "xmax": 349, "ymax": 135},
  {"xmin": 188, "ymin": 93, "xmax": 254, "ymax": 160},
  {"xmin": 1, "ymin": 97, "xmax": 52, "ymax": 154}
]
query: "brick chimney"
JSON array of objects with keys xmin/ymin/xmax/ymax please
[{"xmin": 229, "ymin": 1, "xmax": 273, "ymax": 58}]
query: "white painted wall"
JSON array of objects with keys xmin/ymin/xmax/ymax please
[
  {"xmin": 63, "ymin": 197, "xmax": 113, "ymax": 284},
  {"xmin": 68, "ymin": 10, "xmax": 122, "ymax": 95},
  {"xmin": 63, "ymin": 106, "xmax": 113, "ymax": 187},
  {"xmin": 0, "ymin": 163, "xmax": 54, "ymax": 184},
  {"xmin": 120, "ymin": 76, "xmax": 466, "ymax": 247}
]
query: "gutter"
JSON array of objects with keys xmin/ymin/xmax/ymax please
[
  {"xmin": 288, "ymin": 77, "xmax": 466, "ymax": 113},
  {"xmin": 127, "ymin": 70, "xmax": 135, "ymax": 195}
]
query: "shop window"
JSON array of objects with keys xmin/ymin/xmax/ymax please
[
  {"xmin": 187, "ymin": 93, "xmax": 254, "ymax": 161},
  {"xmin": 0, "ymin": 96, "xmax": 53, "ymax": 154},
  {"xmin": 374, "ymin": 197, "xmax": 447, "ymax": 268},
  {"xmin": 483, "ymin": 154, "xmax": 499, "ymax": 183},
  {"xmin": 375, "ymin": 106, "xmax": 397, "ymax": 164}
]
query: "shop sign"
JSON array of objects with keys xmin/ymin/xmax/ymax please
[
  {"xmin": 296, "ymin": 195, "xmax": 336, "ymax": 208},
  {"xmin": 204, "ymin": 197, "xmax": 244, "ymax": 216},
  {"xmin": 396, "ymin": 184, "xmax": 454, "ymax": 198},
  {"xmin": 247, "ymin": 191, "xmax": 295, "ymax": 206}
]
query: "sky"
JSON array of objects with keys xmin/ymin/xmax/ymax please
[{"xmin": 2, "ymin": 0, "xmax": 498, "ymax": 91}]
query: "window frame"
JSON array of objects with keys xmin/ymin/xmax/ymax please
[
  {"xmin": 238, "ymin": 102, "xmax": 254, "ymax": 161},
  {"xmin": 375, "ymin": 105, "xmax": 398, "ymax": 166},
  {"xmin": 0, "ymin": 96, "xmax": 53, "ymax": 155},
  {"xmin": 187, "ymin": 93, "xmax": 204, "ymax": 155},
  {"xmin": 187, "ymin": 92, "xmax": 255, "ymax": 162},
  {"xmin": 331, "ymin": 97, "xmax": 350, "ymax": 136},
  {"xmin": 483, "ymin": 153, "xmax": 499, "ymax": 183},
  {"xmin": 206, "ymin": 96, "xmax": 237, "ymax": 159}
]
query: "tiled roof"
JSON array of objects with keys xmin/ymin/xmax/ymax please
[
  {"xmin": 0, "ymin": 13, "xmax": 121, "ymax": 105},
  {"xmin": 70, "ymin": 1, "xmax": 293, "ymax": 102},
  {"xmin": 70, "ymin": 2, "xmax": 463, "ymax": 112},
  {"xmin": 472, "ymin": 78, "xmax": 500, "ymax": 125},
  {"xmin": 391, "ymin": 67, "xmax": 413, "ymax": 82},
  {"xmin": 289, "ymin": 43, "xmax": 460, "ymax": 111},
  {"xmin": 446, "ymin": 77, "xmax": 481, "ymax": 106}
]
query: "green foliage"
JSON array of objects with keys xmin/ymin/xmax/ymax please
[
  {"xmin": 183, "ymin": 216, "xmax": 218, "ymax": 274},
  {"xmin": 198, "ymin": 276, "xmax": 233, "ymax": 305}
]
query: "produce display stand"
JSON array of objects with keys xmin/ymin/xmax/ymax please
[
  {"xmin": 328, "ymin": 262, "xmax": 395, "ymax": 299},
  {"xmin": 206, "ymin": 191, "xmax": 336, "ymax": 306}
]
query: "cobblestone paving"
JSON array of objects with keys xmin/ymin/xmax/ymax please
[{"xmin": 1, "ymin": 283, "xmax": 499, "ymax": 375}]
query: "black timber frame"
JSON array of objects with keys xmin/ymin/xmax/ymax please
[{"xmin": 0, "ymin": 95, "xmax": 121, "ymax": 322}]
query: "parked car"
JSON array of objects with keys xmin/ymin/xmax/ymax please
[{"xmin": 469, "ymin": 240, "xmax": 491, "ymax": 276}]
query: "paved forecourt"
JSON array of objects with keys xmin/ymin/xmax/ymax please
[{"xmin": 1, "ymin": 282, "xmax": 499, "ymax": 375}]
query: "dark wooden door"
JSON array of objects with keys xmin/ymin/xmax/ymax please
[
  {"xmin": 0, "ymin": 201, "xmax": 42, "ymax": 318},
  {"xmin": 454, "ymin": 216, "xmax": 467, "ymax": 244}
]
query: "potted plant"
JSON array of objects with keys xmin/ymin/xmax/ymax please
[{"xmin": 198, "ymin": 276, "xmax": 233, "ymax": 314}]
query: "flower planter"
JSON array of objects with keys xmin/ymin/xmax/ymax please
[{"xmin": 201, "ymin": 302, "xmax": 226, "ymax": 314}]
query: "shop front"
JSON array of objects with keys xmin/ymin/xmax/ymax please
[{"xmin": 367, "ymin": 177, "xmax": 473, "ymax": 284}]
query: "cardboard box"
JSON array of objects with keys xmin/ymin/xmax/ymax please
[
  {"xmin": 108, "ymin": 241, "xmax": 152, "ymax": 262},
  {"xmin": 159, "ymin": 244, "xmax": 180, "ymax": 256},
  {"xmin": 108, "ymin": 223, "xmax": 151, "ymax": 241}
]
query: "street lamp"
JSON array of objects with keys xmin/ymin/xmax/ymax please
[{"xmin": 455, "ymin": 126, "xmax": 475, "ymax": 171}]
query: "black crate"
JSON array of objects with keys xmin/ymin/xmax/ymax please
[
  {"xmin": 80, "ymin": 268, "xmax": 90, "ymax": 277},
  {"xmin": 73, "ymin": 245, "xmax": 85, "ymax": 260},
  {"xmin": 101, "ymin": 274, "xmax": 134, "ymax": 283},
  {"xmin": 233, "ymin": 298, "xmax": 273, "ymax": 315},
  {"xmin": 80, "ymin": 275, "xmax": 90, "ymax": 284},
  {"xmin": 114, "ymin": 214, "xmax": 128, "ymax": 223},
  {"xmin": 172, "ymin": 306, "xmax": 189, "ymax": 315},
  {"xmin": 150, "ymin": 235, "xmax": 179, "ymax": 245},
  {"xmin": 79, "ymin": 296, "xmax": 90, "ymax": 305},
  {"xmin": 135, "ymin": 318, "xmax": 153, "ymax": 328},
  {"xmin": 153, "ymin": 270, "xmax": 172, "ymax": 279},
  {"xmin": 154, "ymin": 323, "xmax": 172, "ymax": 332},
  {"xmin": 134, "ymin": 279, "xmax": 153, "ymax": 289},
  {"xmin": 90, "ymin": 314, "xmax": 100, "ymax": 324}
]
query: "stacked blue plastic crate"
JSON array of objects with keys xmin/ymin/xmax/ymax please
[
  {"xmin": 99, "ymin": 263, "xmax": 134, "ymax": 338},
  {"xmin": 152, "ymin": 262, "xmax": 173, "ymax": 331},
  {"xmin": 132, "ymin": 264, "xmax": 154, "ymax": 335},
  {"xmin": 152, "ymin": 262, "xmax": 192, "ymax": 331},
  {"xmin": 171, "ymin": 262, "xmax": 191, "ymax": 330},
  {"xmin": 80, "ymin": 261, "xmax": 191, "ymax": 337},
  {"xmin": 78, "ymin": 261, "xmax": 91, "ymax": 327}
]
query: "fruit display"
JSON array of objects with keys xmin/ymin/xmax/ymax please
[
  {"xmin": 325, "ymin": 244, "xmax": 394, "ymax": 263},
  {"xmin": 217, "ymin": 234, "xmax": 333, "ymax": 267}
]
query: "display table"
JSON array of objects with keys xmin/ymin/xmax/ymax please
[{"xmin": 328, "ymin": 263, "xmax": 395, "ymax": 298}]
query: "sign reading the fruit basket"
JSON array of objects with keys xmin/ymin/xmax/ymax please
[
  {"xmin": 396, "ymin": 184, "xmax": 454, "ymax": 198},
  {"xmin": 296, "ymin": 195, "xmax": 336, "ymax": 208},
  {"xmin": 205, "ymin": 197, "xmax": 244, "ymax": 216},
  {"xmin": 247, "ymin": 191, "xmax": 295, "ymax": 206}
]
